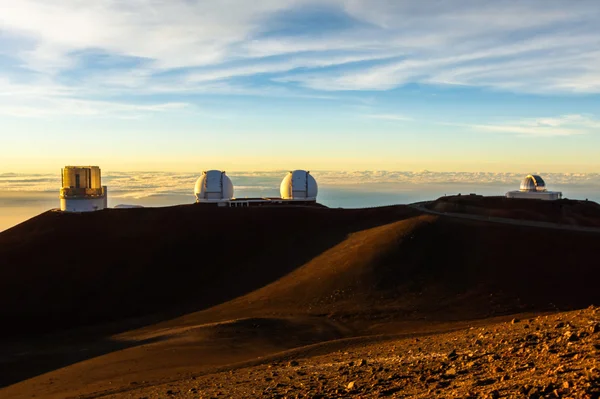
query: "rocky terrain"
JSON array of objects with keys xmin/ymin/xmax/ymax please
[
  {"xmin": 110, "ymin": 308, "xmax": 600, "ymax": 399},
  {"xmin": 1, "ymin": 200, "xmax": 599, "ymax": 398}
]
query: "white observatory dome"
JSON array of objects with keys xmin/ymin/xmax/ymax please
[
  {"xmin": 520, "ymin": 174, "xmax": 546, "ymax": 192},
  {"xmin": 194, "ymin": 170, "xmax": 234, "ymax": 202},
  {"xmin": 280, "ymin": 170, "xmax": 318, "ymax": 200}
]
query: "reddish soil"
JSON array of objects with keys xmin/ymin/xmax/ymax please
[
  {"xmin": 96, "ymin": 307, "xmax": 600, "ymax": 399},
  {"xmin": 0, "ymin": 200, "xmax": 599, "ymax": 398}
]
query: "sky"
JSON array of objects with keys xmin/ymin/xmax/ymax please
[{"xmin": 1, "ymin": 0, "xmax": 600, "ymax": 173}]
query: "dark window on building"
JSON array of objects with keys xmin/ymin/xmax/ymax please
[{"xmin": 75, "ymin": 174, "xmax": 80, "ymax": 188}]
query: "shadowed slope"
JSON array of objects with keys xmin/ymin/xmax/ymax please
[
  {"xmin": 429, "ymin": 196, "xmax": 600, "ymax": 227},
  {"xmin": 166, "ymin": 214, "xmax": 600, "ymax": 330},
  {"xmin": 1, "ymin": 202, "xmax": 600, "ymax": 396},
  {"xmin": 0, "ymin": 316, "xmax": 350, "ymax": 399},
  {"xmin": 0, "ymin": 204, "xmax": 419, "ymax": 338}
]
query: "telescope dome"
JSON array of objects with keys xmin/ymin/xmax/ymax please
[
  {"xmin": 280, "ymin": 170, "xmax": 318, "ymax": 200},
  {"xmin": 520, "ymin": 174, "xmax": 546, "ymax": 192},
  {"xmin": 194, "ymin": 170, "xmax": 234, "ymax": 202}
]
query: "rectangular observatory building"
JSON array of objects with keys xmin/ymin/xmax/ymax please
[{"xmin": 60, "ymin": 166, "xmax": 108, "ymax": 212}]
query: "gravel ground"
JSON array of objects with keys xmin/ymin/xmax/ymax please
[{"xmin": 110, "ymin": 306, "xmax": 600, "ymax": 399}]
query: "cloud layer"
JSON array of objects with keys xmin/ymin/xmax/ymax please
[
  {"xmin": 1, "ymin": 1, "xmax": 600, "ymax": 118},
  {"xmin": 2, "ymin": 171, "xmax": 599, "ymax": 199}
]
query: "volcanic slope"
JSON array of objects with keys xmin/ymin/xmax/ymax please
[
  {"xmin": 429, "ymin": 195, "xmax": 600, "ymax": 227},
  {"xmin": 0, "ymin": 204, "xmax": 419, "ymax": 338},
  {"xmin": 152, "ymin": 210, "xmax": 600, "ymax": 332},
  {"xmin": 1, "ymin": 203, "xmax": 600, "ymax": 398}
]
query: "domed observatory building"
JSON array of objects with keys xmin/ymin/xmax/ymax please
[
  {"xmin": 192, "ymin": 169, "xmax": 320, "ymax": 207},
  {"xmin": 194, "ymin": 170, "xmax": 234, "ymax": 206},
  {"xmin": 506, "ymin": 174, "xmax": 562, "ymax": 200},
  {"xmin": 280, "ymin": 170, "xmax": 318, "ymax": 203},
  {"xmin": 59, "ymin": 166, "xmax": 107, "ymax": 212}
]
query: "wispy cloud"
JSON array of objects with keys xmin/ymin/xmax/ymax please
[
  {"xmin": 184, "ymin": 52, "xmax": 400, "ymax": 83},
  {"xmin": 278, "ymin": 34, "xmax": 600, "ymax": 92},
  {"xmin": 0, "ymin": 78, "xmax": 192, "ymax": 118},
  {"xmin": 0, "ymin": 0, "xmax": 599, "ymax": 119},
  {"xmin": 0, "ymin": 99, "xmax": 190, "ymax": 119},
  {"xmin": 363, "ymin": 113, "xmax": 412, "ymax": 122},
  {"xmin": 462, "ymin": 114, "xmax": 600, "ymax": 137}
]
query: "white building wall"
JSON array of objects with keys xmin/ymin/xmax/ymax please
[
  {"xmin": 506, "ymin": 191, "xmax": 562, "ymax": 200},
  {"xmin": 60, "ymin": 197, "xmax": 107, "ymax": 212}
]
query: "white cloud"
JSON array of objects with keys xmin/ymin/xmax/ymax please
[
  {"xmin": 185, "ymin": 52, "xmax": 400, "ymax": 83},
  {"xmin": 0, "ymin": 88, "xmax": 190, "ymax": 119},
  {"xmin": 0, "ymin": 77, "xmax": 196, "ymax": 118},
  {"xmin": 0, "ymin": 0, "xmax": 599, "ymax": 118},
  {"xmin": 279, "ymin": 33, "xmax": 600, "ymax": 91},
  {"xmin": 3, "ymin": 170, "xmax": 600, "ymax": 199},
  {"xmin": 464, "ymin": 114, "xmax": 600, "ymax": 137},
  {"xmin": 363, "ymin": 113, "xmax": 412, "ymax": 122},
  {"xmin": 0, "ymin": 0, "xmax": 296, "ymax": 71}
]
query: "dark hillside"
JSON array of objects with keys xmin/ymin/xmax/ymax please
[
  {"xmin": 0, "ymin": 204, "xmax": 418, "ymax": 337},
  {"xmin": 2, "ymin": 202, "xmax": 600, "ymax": 397},
  {"xmin": 429, "ymin": 195, "xmax": 600, "ymax": 226},
  {"xmin": 168, "ymin": 214, "xmax": 600, "ymax": 330}
]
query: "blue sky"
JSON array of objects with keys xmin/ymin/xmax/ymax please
[{"xmin": 1, "ymin": 0, "xmax": 599, "ymax": 173}]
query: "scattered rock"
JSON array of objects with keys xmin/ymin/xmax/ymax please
[
  {"xmin": 106, "ymin": 308, "xmax": 600, "ymax": 399},
  {"xmin": 436, "ymin": 380, "xmax": 451, "ymax": 388},
  {"xmin": 473, "ymin": 378, "xmax": 496, "ymax": 387},
  {"xmin": 380, "ymin": 387, "xmax": 403, "ymax": 396},
  {"xmin": 564, "ymin": 331, "xmax": 579, "ymax": 342},
  {"xmin": 527, "ymin": 386, "xmax": 539, "ymax": 398},
  {"xmin": 444, "ymin": 367, "xmax": 457, "ymax": 377}
]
